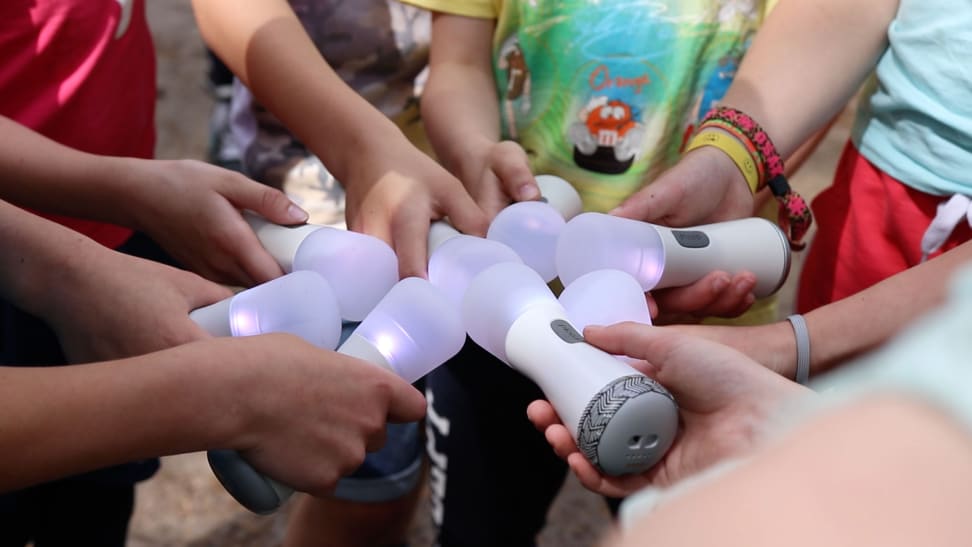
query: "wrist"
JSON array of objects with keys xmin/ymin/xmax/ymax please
[
  {"xmin": 685, "ymin": 127, "xmax": 760, "ymax": 194},
  {"xmin": 213, "ymin": 335, "xmax": 287, "ymax": 452},
  {"xmin": 80, "ymin": 155, "xmax": 150, "ymax": 229},
  {"xmin": 23, "ymin": 239, "xmax": 102, "ymax": 333},
  {"xmin": 695, "ymin": 106, "xmax": 812, "ymax": 250},
  {"xmin": 308, "ymin": 111, "xmax": 404, "ymax": 185},
  {"xmin": 686, "ymin": 144, "xmax": 753, "ymax": 199},
  {"xmin": 758, "ymin": 320, "xmax": 800, "ymax": 379}
]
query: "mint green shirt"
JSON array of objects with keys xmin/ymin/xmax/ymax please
[{"xmin": 852, "ymin": 0, "xmax": 972, "ymax": 196}]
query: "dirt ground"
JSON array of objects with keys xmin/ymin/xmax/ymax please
[{"xmin": 132, "ymin": 2, "xmax": 852, "ymax": 545}]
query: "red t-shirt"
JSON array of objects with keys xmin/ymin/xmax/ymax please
[{"xmin": 0, "ymin": 0, "xmax": 157, "ymax": 248}]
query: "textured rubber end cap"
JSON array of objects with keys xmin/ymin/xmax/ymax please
[{"xmin": 576, "ymin": 375, "xmax": 679, "ymax": 476}]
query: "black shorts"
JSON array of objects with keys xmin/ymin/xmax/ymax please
[{"xmin": 425, "ymin": 338, "xmax": 573, "ymax": 547}]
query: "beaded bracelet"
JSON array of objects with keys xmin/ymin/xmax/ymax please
[{"xmin": 697, "ymin": 106, "xmax": 813, "ymax": 250}]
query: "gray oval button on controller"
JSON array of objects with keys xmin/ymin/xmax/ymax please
[{"xmin": 671, "ymin": 230, "xmax": 710, "ymax": 248}]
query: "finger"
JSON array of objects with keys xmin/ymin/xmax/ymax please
[
  {"xmin": 567, "ymin": 453, "xmax": 623, "ymax": 497},
  {"xmin": 568, "ymin": 453, "xmax": 652, "ymax": 499},
  {"xmin": 437, "ymin": 177, "xmax": 490, "ymax": 239},
  {"xmin": 385, "ymin": 381, "xmax": 427, "ymax": 424},
  {"xmin": 645, "ymin": 292, "xmax": 660, "ymax": 319},
  {"xmin": 654, "ymin": 272, "xmax": 756, "ymax": 319},
  {"xmin": 651, "ymin": 271, "xmax": 732, "ymax": 315},
  {"xmin": 391, "ymin": 213, "xmax": 431, "ymax": 279},
  {"xmin": 220, "ymin": 171, "xmax": 309, "ymax": 225},
  {"xmin": 544, "ymin": 424, "xmax": 579, "ymax": 460},
  {"xmin": 364, "ymin": 425, "xmax": 389, "ymax": 453},
  {"xmin": 470, "ymin": 170, "xmax": 508, "ymax": 219},
  {"xmin": 526, "ymin": 400, "xmax": 560, "ymax": 431},
  {"xmin": 699, "ymin": 273, "xmax": 757, "ymax": 318},
  {"xmin": 609, "ymin": 177, "xmax": 687, "ymax": 224},
  {"xmin": 585, "ymin": 322, "xmax": 699, "ymax": 380},
  {"xmin": 490, "ymin": 143, "xmax": 540, "ymax": 202},
  {"xmin": 584, "ymin": 322, "xmax": 665, "ymax": 360},
  {"xmin": 232, "ymin": 236, "xmax": 287, "ymax": 285}
]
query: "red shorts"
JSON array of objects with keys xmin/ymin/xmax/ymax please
[{"xmin": 797, "ymin": 140, "xmax": 972, "ymax": 313}]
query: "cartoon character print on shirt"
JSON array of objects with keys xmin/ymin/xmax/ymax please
[
  {"xmin": 492, "ymin": 0, "xmax": 766, "ymax": 211},
  {"xmin": 498, "ymin": 35, "xmax": 532, "ymax": 139},
  {"xmin": 568, "ymin": 94, "xmax": 646, "ymax": 174}
]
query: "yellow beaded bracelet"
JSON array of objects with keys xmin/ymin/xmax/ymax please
[{"xmin": 685, "ymin": 129, "xmax": 760, "ymax": 194}]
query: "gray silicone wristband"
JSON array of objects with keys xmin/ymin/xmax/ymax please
[{"xmin": 786, "ymin": 314, "xmax": 811, "ymax": 385}]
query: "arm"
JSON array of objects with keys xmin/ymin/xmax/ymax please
[
  {"xmin": 422, "ymin": 13, "xmax": 539, "ymax": 217},
  {"xmin": 717, "ymin": 0, "xmax": 897, "ymax": 158},
  {"xmin": 608, "ymin": 396, "xmax": 972, "ymax": 547},
  {"xmin": 665, "ymin": 239, "xmax": 972, "ymax": 378},
  {"xmin": 612, "ymin": 0, "xmax": 898, "ymax": 227},
  {"xmin": 0, "ymin": 198, "xmax": 228, "ymax": 363},
  {"xmin": 0, "ymin": 116, "xmax": 307, "ymax": 286},
  {"xmin": 0, "ymin": 334, "xmax": 427, "ymax": 494},
  {"xmin": 527, "ymin": 322, "xmax": 812, "ymax": 497},
  {"xmin": 190, "ymin": 0, "xmax": 489, "ymax": 277}
]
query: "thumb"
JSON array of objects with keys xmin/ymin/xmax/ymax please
[
  {"xmin": 224, "ymin": 173, "xmax": 309, "ymax": 226},
  {"xmin": 609, "ymin": 178, "xmax": 686, "ymax": 224},
  {"xmin": 584, "ymin": 322, "xmax": 671, "ymax": 363}
]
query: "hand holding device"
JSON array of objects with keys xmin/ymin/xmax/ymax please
[
  {"xmin": 196, "ymin": 276, "xmax": 465, "ymax": 513},
  {"xmin": 462, "ymin": 261, "xmax": 678, "ymax": 475},
  {"xmin": 486, "ymin": 174, "xmax": 582, "ymax": 282},
  {"xmin": 556, "ymin": 213, "xmax": 791, "ymax": 297},
  {"xmin": 244, "ymin": 212, "xmax": 398, "ymax": 321},
  {"xmin": 427, "ymin": 174, "xmax": 582, "ymax": 303}
]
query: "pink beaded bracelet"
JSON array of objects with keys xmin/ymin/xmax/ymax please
[{"xmin": 698, "ymin": 106, "xmax": 813, "ymax": 250}]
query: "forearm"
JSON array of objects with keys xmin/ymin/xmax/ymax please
[
  {"xmin": 721, "ymin": 0, "xmax": 898, "ymax": 156},
  {"xmin": 0, "ymin": 116, "xmax": 147, "ymax": 227},
  {"xmin": 0, "ymin": 199, "xmax": 103, "ymax": 319},
  {"xmin": 614, "ymin": 396, "xmax": 972, "ymax": 546},
  {"xmin": 190, "ymin": 0, "xmax": 400, "ymax": 182},
  {"xmin": 805, "ymin": 241, "xmax": 972, "ymax": 375},
  {"xmin": 422, "ymin": 14, "xmax": 501, "ymax": 182},
  {"xmin": 0, "ymin": 343, "xmax": 239, "ymax": 492}
]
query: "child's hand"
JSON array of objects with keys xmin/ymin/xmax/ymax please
[
  {"xmin": 42, "ymin": 241, "xmax": 232, "ymax": 364},
  {"xmin": 456, "ymin": 139, "xmax": 541, "ymax": 218},
  {"xmin": 218, "ymin": 334, "xmax": 427, "ymax": 497},
  {"xmin": 650, "ymin": 270, "xmax": 758, "ymax": 323},
  {"xmin": 527, "ymin": 322, "xmax": 812, "ymax": 497},
  {"xmin": 341, "ymin": 133, "xmax": 490, "ymax": 278},
  {"xmin": 123, "ymin": 158, "xmax": 309, "ymax": 287},
  {"xmin": 611, "ymin": 146, "xmax": 755, "ymax": 227}
]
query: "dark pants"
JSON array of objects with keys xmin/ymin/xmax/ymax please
[
  {"xmin": 0, "ymin": 481, "xmax": 135, "ymax": 547},
  {"xmin": 426, "ymin": 339, "xmax": 625, "ymax": 547}
]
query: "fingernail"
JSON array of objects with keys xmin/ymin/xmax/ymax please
[
  {"xmin": 734, "ymin": 277, "xmax": 754, "ymax": 294},
  {"xmin": 712, "ymin": 275, "xmax": 730, "ymax": 292},
  {"xmin": 287, "ymin": 203, "xmax": 309, "ymax": 223},
  {"xmin": 518, "ymin": 183, "xmax": 540, "ymax": 201}
]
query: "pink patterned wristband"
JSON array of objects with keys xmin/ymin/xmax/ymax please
[{"xmin": 700, "ymin": 106, "xmax": 813, "ymax": 250}]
